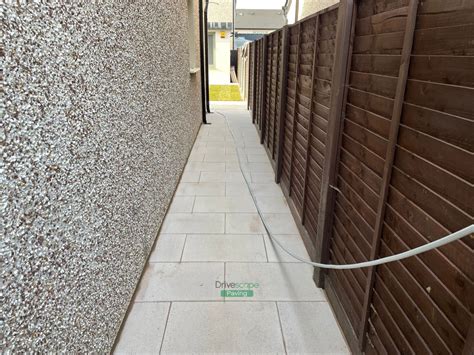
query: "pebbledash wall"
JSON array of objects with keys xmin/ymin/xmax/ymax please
[{"xmin": 2, "ymin": 1, "xmax": 201, "ymax": 352}]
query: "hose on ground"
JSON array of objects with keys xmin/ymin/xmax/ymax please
[{"xmin": 213, "ymin": 110, "xmax": 473, "ymax": 270}]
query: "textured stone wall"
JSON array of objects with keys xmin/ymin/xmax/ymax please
[{"xmin": 2, "ymin": 1, "xmax": 202, "ymax": 352}]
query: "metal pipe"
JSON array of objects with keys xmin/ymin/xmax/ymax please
[
  {"xmin": 204, "ymin": 0, "xmax": 211, "ymax": 113},
  {"xmin": 294, "ymin": 0, "xmax": 299, "ymax": 22},
  {"xmin": 232, "ymin": 0, "xmax": 235, "ymax": 50},
  {"xmin": 199, "ymin": 0, "xmax": 208, "ymax": 123}
]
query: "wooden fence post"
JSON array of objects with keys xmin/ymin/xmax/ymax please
[
  {"xmin": 265, "ymin": 34, "xmax": 274, "ymax": 148},
  {"xmin": 260, "ymin": 36, "xmax": 268, "ymax": 144},
  {"xmin": 247, "ymin": 44, "xmax": 251, "ymax": 111},
  {"xmin": 288, "ymin": 23, "xmax": 302, "ymax": 196},
  {"xmin": 276, "ymin": 26, "xmax": 290, "ymax": 183},
  {"xmin": 252, "ymin": 42, "xmax": 257, "ymax": 124},
  {"xmin": 358, "ymin": 0, "xmax": 419, "ymax": 350},
  {"xmin": 301, "ymin": 15, "xmax": 320, "ymax": 225},
  {"xmin": 272, "ymin": 31, "xmax": 281, "ymax": 158},
  {"xmin": 313, "ymin": 0, "xmax": 355, "ymax": 286}
]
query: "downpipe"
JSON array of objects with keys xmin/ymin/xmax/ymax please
[{"xmin": 198, "ymin": 0, "xmax": 208, "ymax": 123}]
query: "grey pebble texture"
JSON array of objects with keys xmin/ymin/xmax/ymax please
[{"xmin": 2, "ymin": 1, "xmax": 201, "ymax": 352}]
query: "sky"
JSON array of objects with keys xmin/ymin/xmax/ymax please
[
  {"xmin": 236, "ymin": 0, "xmax": 299, "ymax": 24},
  {"xmin": 236, "ymin": 0, "xmax": 287, "ymax": 9}
]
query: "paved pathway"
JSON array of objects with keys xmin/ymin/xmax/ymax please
[{"xmin": 114, "ymin": 104, "xmax": 349, "ymax": 354}]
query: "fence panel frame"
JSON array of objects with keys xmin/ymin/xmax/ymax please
[
  {"xmin": 288, "ymin": 22, "xmax": 303, "ymax": 197},
  {"xmin": 357, "ymin": 0, "xmax": 419, "ymax": 349},
  {"xmin": 314, "ymin": 0, "xmax": 356, "ymax": 287},
  {"xmin": 301, "ymin": 15, "xmax": 320, "ymax": 225},
  {"xmin": 276, "ymin": 26, "xmax": 290, "ymax": 183},
  {"xmin": 259, "ymin": 36, "xmax": 268, "ymax": 143}
]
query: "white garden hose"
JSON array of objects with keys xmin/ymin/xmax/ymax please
[{"xmin": 215, "ymin": 111, "xmax": 474, "ymax": 270}]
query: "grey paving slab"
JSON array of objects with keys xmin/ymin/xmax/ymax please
[
  {"xmin": 168, "ymin": 196, "xmax": 194, "ymax": 213},
  {"xmin": 134, "ymin": 262, "xmax": 223, "ymax": 301},
  {"xmin": 175, "ymin": 182, "xmax": 225, "ymax": 196},
  {"xmin": 226, "ymin": 213, "xmax": 266, "ymax": 234},
  {"xmin": 182, "ymin": 234, "xmax": 267, "ymax": 262},
  {"xmin": 264, "ymin": 234, "xmax": 310, "ymax": 262},
  {"xmin": 148, "ymin": 234, "xmax": 186, "ymax": 262},
  {"xmin": 193, "ymin": 196, "xmax": 257, "ymax": 213},
  {"xmin": 278, "ymin": 302, "xmax": 350, "ymax": 354},
  {"xmin": 225, "ymin": 262, "xmax": 326, "ymax": 301},
  {"xmin": 160, "ymin": 302, "xmax": 285, "ymax": 354},
  {"xmin": 161, "ymin": 213, "xmax": 225, "ymax": 234},
  {"xmin": 114, "ymin": 302, "xmax": 170, "ymax": 354}
]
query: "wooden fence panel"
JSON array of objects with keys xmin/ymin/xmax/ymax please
[
  {"xmin": 251, "ymin": 41, "xmax": 258, "ymax": 124},
  {"xmin": 289, "ymin": 19, "xmax": 317, "ymax": 218},
  {"xmin": 303, "ymin": 8, "xmax": 339, "ymax": 252},
  {"xmin": 365, "ymin": 0, "xmax": 474, "ymax": 353},
  {"xmin": 260, "ymin": 30, "xmax": 284, "ymax": 170},
  {"xmin": 281, "ymin": 24, "xmax": 301, "ymax": 191},
  {"xmin": 248, "ymin": 43, "xmax": 254, "ymax": 112},
  {"xmin": 246, "ymin": 0, "xmax": 474, "ymax": 352},
  {"xmin": 262, "ymin": 35, "xmax": 272, "ymax": 143},
  {"xmin": 272, "ymin": 31, "xmax": 283, "ymax": 162},
  {"xmin": 253, "ymin": 39, "xmax": 265, "ymax": 129},
  {"xmin": 325, "ymin": 0, "xmax": 409, "ymax": 343}
]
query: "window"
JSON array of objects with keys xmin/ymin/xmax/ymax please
[{"xmin": 207, "ymin": 33, "xmax": 215, "ymax": 66}]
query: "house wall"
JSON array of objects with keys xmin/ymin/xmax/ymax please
[
  {"xmin": 2, "ymin": 1, "xmax": 202, "ymax": 352},
  {"xmin": 207, "ymin": 0, "xmax": 233, "ymax": 84},
  {"xmin": 207, "ymin": 0, "xmax": 232, "ymax": 22},
  {"xmin": 210, "ymin": 29, "xmax": 232, "ymax": 74},
  {"xmin": 299, "ymin": 0, "xmax": 339, "ymax": 20}
]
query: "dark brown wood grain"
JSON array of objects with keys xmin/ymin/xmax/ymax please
[
  {"xmin": 246, "ymin": 0, "xmax": 474, "ymax": 352},
  {"xmin": 356, "ymin": 6, "xmax": 408, "ymax": 36},
  {"xmin": 383, "ymin": 208, "xmax": 472, "ymax": 334},
  {"xmin": 302, "ymin": 16, "xmax": 320, "ymax": 225},
  {"xmin": 359, "ymin": 0, "xmax": 419, "ymax": 349},
  {"xmin": 259, "ymin": 37, "xmax": 268, "ymax": 141},
  {"xmin": 276, "ymin": 27, "xmax": 290, "ymax": 183},
  {"xmin": 370, "ymin": 292, "xmax": 412, "ymax": 353},
  {"xmin": 409, "ymin": 55, "xmax": 474, "ymax": 88},
  {"xmin": 412, "ymin": 24, "xmax": 474, "ymax": 55},
  {"xmin": 315, "ymin": 0, "xmax": 356, "ymax": 288},
  {"xmin": 288, "ymin": 23, "xmax": 303, "ymax": 197},
  {"xmin": 351, "ymin": 54, "xmax": 401, "ymax": 76}
]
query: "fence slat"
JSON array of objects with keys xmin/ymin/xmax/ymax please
[
  {"xmin": 358, "ymin": 0, "xmax": 419, "ymax": 350},
  {"xmin": 245, "ymin": 0, "xmax": 473, "ymax": 352}
]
